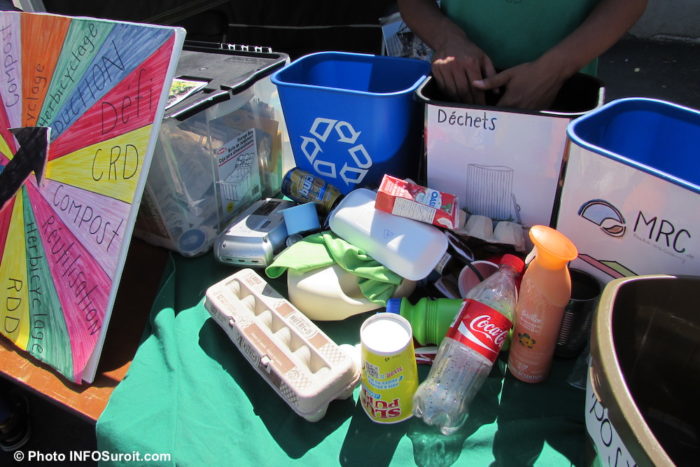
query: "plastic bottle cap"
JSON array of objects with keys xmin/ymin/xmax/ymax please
[
  {"xmin": 385, "ymin": 298, "xmax": 402, "ymax": 315},
  {"xmin": 499, "ymin": 254, "xmax": 525, "ymax": 274}
]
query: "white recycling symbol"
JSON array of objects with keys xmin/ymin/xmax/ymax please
[{"xmin": 300, "ymin": 117, "xmax": 373, "ymax": 185}]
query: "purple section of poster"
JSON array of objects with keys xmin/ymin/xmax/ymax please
[
  {"xmin": 40, "ymin": 179, "xmax": 129, "ymax": 279},
  {"xmin": 27, "ymin": 180, "xmax": 111, "ymax": 382},
  {"xmin": 0, "ymin": 12, "xmax": 21, "ymax": 129}
]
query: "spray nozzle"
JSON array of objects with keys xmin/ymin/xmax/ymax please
[{"xmin": 528, "ymin": 225, "xmax": 578, "ymax": 269}]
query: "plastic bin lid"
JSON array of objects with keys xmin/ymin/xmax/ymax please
[{"xmin": 165, "ymin": 41, "xmax": 289, "ymax": 120}]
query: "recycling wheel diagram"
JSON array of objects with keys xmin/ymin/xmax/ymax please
[{"xmin": 299, "ymin": 118, "xmax": 373, "ymax": 186}]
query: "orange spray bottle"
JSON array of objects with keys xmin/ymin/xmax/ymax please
[{"xmin": 507, "ymin": 225, "xmax": 578, "ymax": 383}]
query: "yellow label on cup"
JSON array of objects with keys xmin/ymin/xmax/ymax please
[{"xmin": 359, "ymin": 313, "xmax": 419, "ymax": 423}]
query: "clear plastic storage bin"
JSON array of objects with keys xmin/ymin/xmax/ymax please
[{"xmin": 135, "ymin": 42, "xmax": 293, "ymax": 256}]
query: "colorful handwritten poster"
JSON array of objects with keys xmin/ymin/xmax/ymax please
[{"xmin": 0, "ymin": 11, "xmax": 185, "ymax": 384}]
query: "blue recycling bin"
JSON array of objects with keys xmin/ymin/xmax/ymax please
[
  {"xmin": 556, "ymin": 98, "xmax": 700, "ymax": 286},
  {"xmin": 271, "ymin": 52, "xmax": 430, "ymax": 194},
  {"xmin": 567, "ymin": 97, "xmax": 700, "ymax": 189}
]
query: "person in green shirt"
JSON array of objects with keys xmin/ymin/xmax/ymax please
[{"xmin": 397, "ymin": 0, "xmax": 647, "ymax": 110}]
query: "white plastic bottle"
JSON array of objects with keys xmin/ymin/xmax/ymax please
[{"xmin": 412, "ymin": 254, "xmax": 524, "ymax": 435}]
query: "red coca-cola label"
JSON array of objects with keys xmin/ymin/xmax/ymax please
[{"xmin": 446, "ymin": 299, "xmax": 512, "ymax": 362}]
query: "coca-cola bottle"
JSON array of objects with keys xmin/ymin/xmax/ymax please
[{"xmin": 412, "ymin": 254, "xmax": 524, "ymax": 435}]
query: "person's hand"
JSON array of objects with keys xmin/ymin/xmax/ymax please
[
  {"xmin": 431, "ymin": 31, "xmax": 497, "ymax": 106},
  {"xmin": 471, "ymin": 59, "xmax": 567, "ymax": 111}
]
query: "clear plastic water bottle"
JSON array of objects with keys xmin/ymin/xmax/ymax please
[{"xmin": 412, "ymin": 254, "xmax": 524, "ymax": 435}]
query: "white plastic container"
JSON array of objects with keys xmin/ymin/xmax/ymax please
[
  {"xmin": 328, "ymin": 188, "xmax": 448, "ymax": 280},
  {"xmin": 204, "ymin": 268, "xmax": 361, "ymax": 422},
  {"xmin": 287, "ymin": 264, "xmax": 416, "ymax": 321}
]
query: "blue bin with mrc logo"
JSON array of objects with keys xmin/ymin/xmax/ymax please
[
  {"xmin": 556, "ymin": 98, "xmax": 700, "ymax": 286},
  {"xmin": 271, "ymin": 52, "xmax": 430, "ymax": 194}
]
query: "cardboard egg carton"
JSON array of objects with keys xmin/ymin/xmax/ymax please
[{"xmin": 204, "ymin": 268, "xmax": 361, "ymax": 422}]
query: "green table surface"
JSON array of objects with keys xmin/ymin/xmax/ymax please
[{"xmin": 96, "ymin": 251, "xmax": 588, "ymax": 466}]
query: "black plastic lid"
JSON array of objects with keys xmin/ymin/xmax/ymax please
[{"xmin": 167, "ymin": 41, "xmax": 289, "ymax": 120}]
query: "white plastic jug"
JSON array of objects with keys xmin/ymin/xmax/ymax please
[
  {"xmin": 287, "ymin": 264, "xmax": 416, "ymax": 321},
  {"xmin": 328, "ymin": 188, "xmax": 448, "ymax": 281}
]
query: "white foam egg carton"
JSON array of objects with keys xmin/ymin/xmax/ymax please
[{"xmin": 204, "ymin": 268, "xmax": 361, "ymax": 422}]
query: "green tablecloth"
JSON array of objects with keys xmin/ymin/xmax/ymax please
[{"xmin": 96, "ymin": 252, "xmax": 587, "ymax": 466}]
